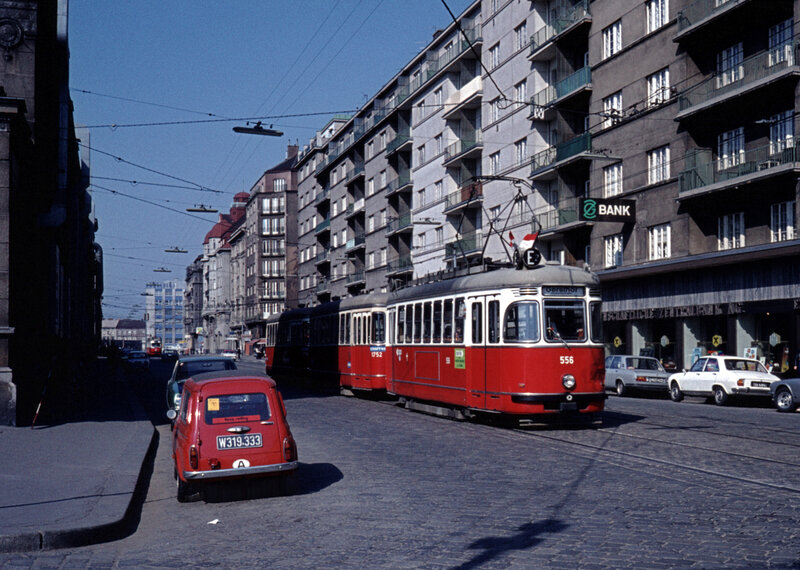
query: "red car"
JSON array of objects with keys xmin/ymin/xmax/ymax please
[{"xmin": 167, "ymin": 372, "xmax": 298, "ymax": 502}]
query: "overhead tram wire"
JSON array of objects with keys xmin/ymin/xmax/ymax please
[
  {"xmin": 91, "ymin": 184, "xmax": 226, "ymax": 223},
  {"xmin": 70, "ymin": 88, "xmax": 233, "ymax": 119}
]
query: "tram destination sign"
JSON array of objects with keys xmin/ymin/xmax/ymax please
[
  {"xmin": 579, "ymin": 198, "xmax": 636, "ymax": 223},
  {"xmin": 543, "ymin": 286, "xmax": 584, "ymax": 296}
]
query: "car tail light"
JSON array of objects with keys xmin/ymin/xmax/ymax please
[
  {"xmin": 189, "ymin": 445, "xmax": 199, "ymax": 469},
  {"xmin": 635, "ymin": 376, "xmax": 647, "ymax": 383},
  {"xmin": 737, "ymin": 379, "xmax": 744, "ymax": 386},
  {"xmin": 283, "ymin": 437, "xmax": 297, "ymax": 462}
]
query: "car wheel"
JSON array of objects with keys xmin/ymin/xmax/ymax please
[
  {"xmin": 775, "ymin": 388, "xmax": 798, "ymax": 413},
  {"xmin": 712, "ymin": 386, "xmax": 728, "ymax": 406},
  {"xmin": 615, "ymin": 381, "xmax": 626, "ymax": 397},
  {"xmin": 176, "ymin": 475, "xmax": 195, "ymax": 503},
  {"xmin": 669, "ymin": 381, "xmax": 683, "ymax": 402}
]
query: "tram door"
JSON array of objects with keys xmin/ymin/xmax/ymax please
[
  {"xmin": 467, "ymin": 295, "xmax": 491, "ymax": 409},
  {"xmin": 341, "ymin": 312, "xmax": 352, "ymax": 382}
]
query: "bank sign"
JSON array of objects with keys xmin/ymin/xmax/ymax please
[{"xmin": 579, "ymin": 198, "xmax": 636, "ymax": 223}]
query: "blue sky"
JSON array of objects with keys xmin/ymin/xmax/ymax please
[{"xmin": 68, "ymin": 0, "xmax": 474, "ymax": 319}]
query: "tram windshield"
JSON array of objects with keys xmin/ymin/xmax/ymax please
[
  {"xmin": 544, "ymin": 300, "xmax": 586, "ymax": 342},
  {"xmin": 504, "ymin": 302, "xmax": 540, "ymax": 342}
]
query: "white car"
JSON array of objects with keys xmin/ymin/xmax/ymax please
[{"xmin": 668, "ymin": 356, "xmax": 779, "ymax": 406}]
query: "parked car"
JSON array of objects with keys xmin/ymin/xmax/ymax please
[
  {"xmin": 770, "ymin": 377, "xmax": 800, "ymax": 412},
  {"xmin": 222, "ymin": 348, "xmax": 238, "ymax": 359},
  {"xmin": 605, "ymin": 355, "xmax": 670, "ymax": 397},
  {"xmin": 127, "ymin": 351, "xmax": 150, "ymax": 369},
  {"xmin": 167, "ymin": 372, "xmax": 298, "ymax": 502},
  {"xmin": 162, "ymin": 348, "xmax": 179, "ymax": 360},
  {"xmin": 166, "ymin": 356, "xmax": 238, "ymax": 413},
  {"xmin": 667, "ymin": 356, "xmax": 779, "ymax": 405}
]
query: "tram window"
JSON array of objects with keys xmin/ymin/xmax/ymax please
[
  {"xmin": 373, "ymin": 312, "xmax": 385, "ymax": 344},
  {"xmin": 471, "ymin": 303, "xmax": 483, "ymax": 344},
  {"xmin": 345, "ymin": 314, "xmax": 351, "ymax": 345},
  {"xmin": 397, "ymin": 307, "xmax": 405, "ymax": 344},
  {"xmin": 388, "ymin": 312, "xmax": 394, "ymax": 345},
  {"xmin": 433, "ymin": 301, "xmax": 442, "ymax": 343},
  {"xmin": 443, "ymin": 299, "xmax": 453, "ymax": 343},
  {"xmin": 423, "ymin": 303, "xmax": 432, "ymax": 343},
  {"xmin": 488, "ymin": 300, "xmax": 500, "ymax": 344},
  {"xmin": 454, "ymin": 298, "xmax": 465, "ymax": 343},
  {"xmin": 504, "ymin": 302, "xmax": 540, "ymax": 342},
  {"xmin": 414, "ymin": 303, "xmax": 423, "ymax": 343},
  {"xmin": 544, "ymin": 300, "xmax": 586, "ymax": 342},
  {"xmin": 404, "ymin": 304, "xmax": 413, "ymax": 343},
  {"xmin": 590, "ymin": 302, "xmax": 603, "ymax": 343}
]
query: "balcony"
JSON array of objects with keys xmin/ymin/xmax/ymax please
[
  {"xmin": 678, "ymin": 143, "xmax": 800, "ymax": 198},
  {"xmin": 677, "ymin": 48, "xmax": 800, "ymax": 120},
  {"xmin": 386, "ymin": 213, "xmax": 413, "ymax": 236},
  {"xmin": 529, "ymin": 66, "xmax": 591, "ymax": 121},
  {"xmin": 443, "ymin": 134, "xmax": 483, "ymax": 166},
  {"xmin": 445, "ymin": 231, "xmax": 482, "ymax": 258},
  {"xmin": 345, "ymin": 233, "xmax": 366, "ymax": 252},
  {"xmin": 345, "ymin": 162, "xmax": 365, "ymax": 185},
  {"xmin": 529, "ymin": 0, "xmax": 590, "ymax": 62},
  {"xmin": 385, "ymin": 174, "xmax": 413, "ymax": 196},
  {"xmin": 386, "ymin": 132, "xmax": 412, "ymax": 155},
  {"xmin": 314, "ymin": 216, "xmax": 331, "ymax": 234},
  {"xmin": 675, "ymin": 0, "xmax": 751, "ymax": 41},
  {"xmin": 386, "ymin": 255, "xmax": 413, "ymax": 276},
  {"xmin": 314, "ymin": 187, "xmax": 330, "ymax": 205},
  {"xmin": 316, "ymin": 280, "xmax": 330, "ymax": 295},
  {"xmin": 533, "ymin": 196, "xmax": 583, "ymax": 233},
  {"xmin": 530, "ymin": 133, "xmax": 592, "ymax": 179},
  {"xmin": 315, "ymin": 249, "xmax": 331, "ymax": 265},
  {"xmin": 346, "ymin": 271, "xmax": 366, "ymax": 286},
  {"xmin": 444, "ymin": 182, "xmax": 483, "ymax": 213},
  {"xmin": 345, "ymin": 197, "xmax": 365, "ymax": 218}
]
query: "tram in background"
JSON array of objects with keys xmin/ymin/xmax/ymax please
[
  {"xmin": 264, "ymin": 307, "xmax": 310, "ymax": 377},
  {"xmin": 146, "ymin": 337, "xmax": 162, "ymax": 357},
  {"xmin": 387, "ymin": 264, "xmax": 605, "ymax": 419},
  {"xmin": 309, "ymin": 294, "xmax": 389, "ymax": 393},
  {"xmin": 264, "ymin": 262, "xmax": 605, "ymax": 421}
]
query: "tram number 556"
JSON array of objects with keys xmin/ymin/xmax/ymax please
[{"xmin": 559, "ymin": 355, "xmax": 574, "ymax": 365}]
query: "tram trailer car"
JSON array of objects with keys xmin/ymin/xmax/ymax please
[
  {"xmin": 264, "ymin": 308, "xmax": 310, "ymax": 379},
  {"xmin": 336, "ymin": 293, "xmax": 389, "ymax": 393},
  {"xmin": 386, "ymin": 264, "xmax": 605, "ymax": 419}
]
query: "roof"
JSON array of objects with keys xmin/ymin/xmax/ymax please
[{"xmin": 187, "ymin": 371, "xmax": 276, "ymax": 387}]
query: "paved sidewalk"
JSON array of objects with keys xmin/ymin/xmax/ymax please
[{"xmin": 0, "ymin": 359, "xmax": 156, "ymax": 552}]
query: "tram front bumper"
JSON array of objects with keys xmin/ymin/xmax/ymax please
[{"xmin": 510, "ymin": 392, "xmax": 607, "ymax": 412}]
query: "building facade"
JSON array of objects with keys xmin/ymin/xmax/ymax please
[
  {"xmin": 144, "ymin": 281, "xmax": 185, "ymax": 350},
  {"xmin": 183, "ymin": 256, "xmax": 204, "ymax": 354},
  {"xmin": 101, "ymin": 319, "xmax": 146, "ymax": 349}
]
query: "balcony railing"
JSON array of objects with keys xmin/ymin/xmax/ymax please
[
  {"xmin": 385, "ymin": 174, "xmax": 413, "ymax": 195},
  {"xmin": 346, "ymin": 198, "xmax": 365, "ymax": 216},
  {"xmin": 315, "ymin": 249, "xmax": 331, "ymax": 264},
  {"xmin": 678, "ymin": 47, "xmax": 796, "ymax": 116},
  {"xmin": 346, "ymin": 271, "xmax": 365, "ymax": 285},
  {"xmin": 529, "ymin": 0, "xmax": 590, "ymax": 56},
  {"xmin": 443, "ymin": 134, "xmax": 482, "ymax": 163},
  {"xmin": 444, "ymin": 182, "xmax": 483, "ymax": 211},
  {"xmin": 532, "ymin": 196, "xmax": 580, "ymax": 232},
  {"xmin": 386, "ymin": 213, "xmax": 412, "ymax": 234},
  {"xmin": 530, "ymin": 132, "xmax": 592, "ymax": 175},
  {"xmin": 386, "ymin": 133, "xmax": 412, "ymax": 154},
  {"xmin": 314, "ymin": 187, "xmax": 330, "ymax": 205},
  {"xmin": 345, "ymin": 233, "xmax": 366, "ymax": 251},
  {"xmin": 445, "ymin": 232, "xmax": 482, "ymax": 257},
  {"xmin": 386, "ymin": 255, "xmax": 413, "ymax": 274},
  {"xmin": 316, "ymin": 280, "xmax": 330, "ymax": 294},
  {"xmin": 346, "ymin": 162, "xmax": 365, "ymax": 182},
  {"xmin": 315, "ymin": 216, "xmax": 331, "ymax": 234},
  {"xmin": 531, "ymin": 66, "xmax": 591, "ymax": 110},
  {"xmin": 677, "ymin": 0, "xmax": 747, "ymax": 32},
  {"xmin": 678, "ymin": 143, "xmax": 798, "ymax": 193}
]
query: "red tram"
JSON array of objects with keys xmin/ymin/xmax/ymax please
[
  {"xmin": 147, "ymin": 337, "xmax": 162, "ymax": 357},
  {"xmin": 265, "ymin": 263, "xmax": 605, "ymax": 420}
]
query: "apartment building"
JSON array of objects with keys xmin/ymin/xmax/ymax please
[
  {"xmin": 243, "ymin": 144, "xmax": 299, "ymax": 340},
  {"xmin": 144, "ymin": 281, "xmax": 185, "ymax": 349}
]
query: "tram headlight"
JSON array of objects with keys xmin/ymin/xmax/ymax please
[{"xmin": 562, "ymin": 374, "xmax": 576, "ymax": 390}]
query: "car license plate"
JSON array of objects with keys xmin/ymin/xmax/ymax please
[
  {"xmin": 216, "ymin": 433, "xmax": 262, "ymax": 450},
  {"xmin": 751, "ymin": 381, "xmax": 769, "ymax": 388}
]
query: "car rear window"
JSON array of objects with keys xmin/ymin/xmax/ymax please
[
  {"xmin": 204, "ymin": 393, "xmax": 271, "ymax": 425},
  {"xmin": 724, "ymin": 359, "xmax": 766, "ymax": 373}
]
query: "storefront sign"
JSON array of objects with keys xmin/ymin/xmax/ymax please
[
  {"xmin": 769, "ymin": 332, "xmax": 781, "ymax": 347},
  {"xmin": 660, "ymin": 335, "xmax": 669, "ymax": 347},
  {"xmin": 579, "ymin": 198, "xmax": 636, "ymax": 223},
  {"xmin": 712, "ymin": 334, "xmax": 723, "ymax": 347},
  {"xmin": 613, "ymin": 336, "xmax": 622, "ymax": 348}
]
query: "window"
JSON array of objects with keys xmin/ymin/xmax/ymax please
[
  {"xmin": 417, "ymin": 144, "xmax": 426, "ymax": 164},
  {"xmin": 648, "ymin": 145, "xmax": 670, "ymax": 184},
  {"xmin": 368, "ymin": 214, "xmax": 375, "ymax": 232},
  {"xmin": 514, "ymin": 79, "xmax": 528, "ymax": 106},
  {"xmin": 717, "ymin": 43, "xmax": 743, "ymax": 87},
  {"xmin": 771, "ymin": 201, "xmax": 796, "ymax": 242},
  {"xmin": 367, "ymin": 177, "xmax": 375, "ymax": 196},
  {"xmin": 489, "ymin": 205, "xmax": 501, "ymax": 222},
  {"xmin": 514, "ymin": 138, "xmax": 527, "ymax": 167},
  {"xmin": 603, "ymin": 20, "xmax": 622, "ymax": 59},
  {"xmin": 603, "ymin": 163, "xmax": 623, "ymax": 197},
  {"xmin": 434, "ymin": 180, "xmax": 443, "ymax": 201},
  {"xmin": 434, "ymin": 134, "xmax": 443, "ymax": 155},
  {"xmin": 273, "ymin": 178, "xmax": 286, "ymax": 192},
  {"xmin": 718, "ymin": 212, "xmax": 745, "ymax": 250},
  {"xmin": 544, "ymin": 300, "xmax": 586, "ymax": 342},
  {"xmin": 418, "ymin": 232, "xmax": 427, "ymax": 250},
  {"xmin": 648, "ymin": 223, "xmax": 671, "ymax": 260},
  {"xmin": 489, "ymin": 151, "xmax": 501, "ymax": 175},
  {"xmin": 646, "ymin": 0, "xmax": 668, "ymax": 33},
  {"xmin": 380, "ymin": 131, "xmax": 386, "ymax": 149},
  {"xmin": 770, "ymin": 110, "xmax": 794, "ymax": 154},
  {"xmin": 605, "ymin": 234, "xmax": 623, "ymax": 267},
  {"xmin": 769, "ymin": 19, "xmax": 793, "ymax": 66},
  {"xmin": 514, "ymin": 21, "xmax": 528, "ymax": 51},
  {"xmin": 417, "ymin": 187, "xmax": 426, "ymax": 207},
  {"xmin": 504, "ymin": 302, "xmax": 540, "ymax": 342},
  {"xmin": 717, "ymin": 127, "xmax": 744, "ymax": 169},
  {"xmin": 367, "ymin": 141, "xmax": 374, "ymax": 159},
  {"xmin": 489, "ymin": 98, "xmax": 501, "ymax": 123},
  {"xmin": 434, "ymin": 88, "xmax": 443, "ymax": 107},
  {"xmin": 435, "ymin": 227, "xmax": 443, "ymax": 245},
  {"xmin": 380, "ymin": 170, "xmax": 387, "ymax": 188},
  {"xmin": 647, "ymin": 68, "xmax": 670, "ymax": 107},
  {"xmin": 602, "ymin": 91, "xmax": 622, "ymax": 127},
  {"xmin": 489, "ymin": 43, "xmax": 500, "ymax": 69}
]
